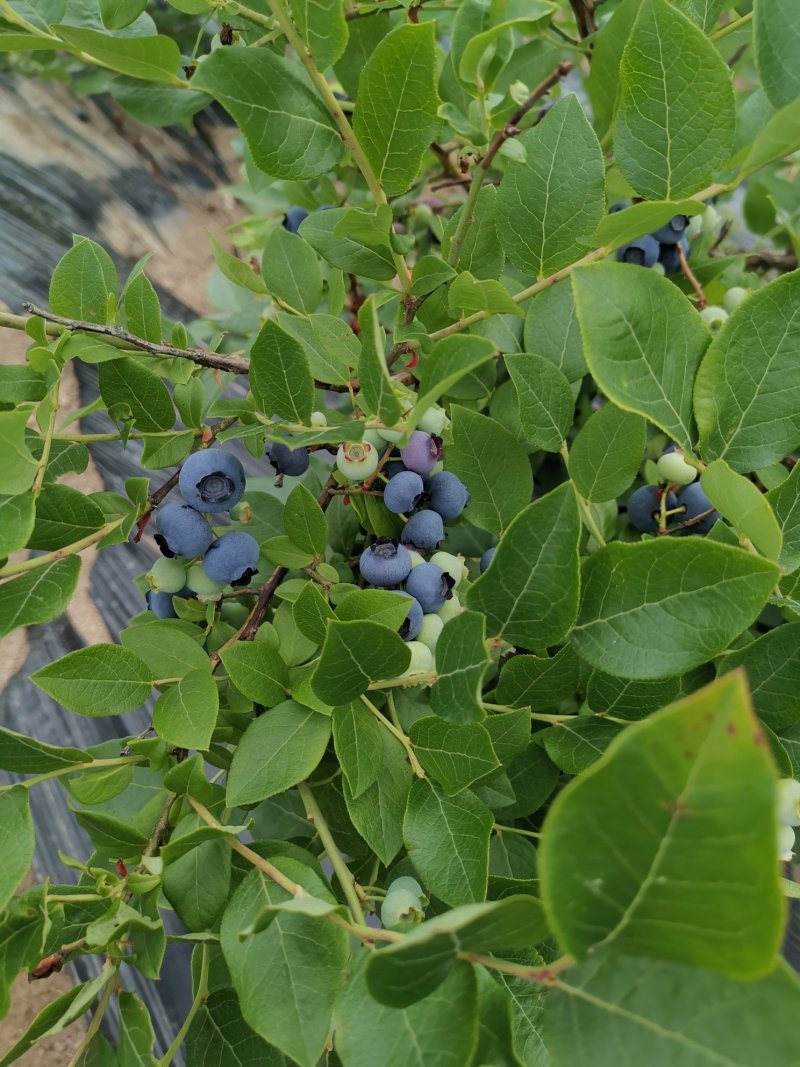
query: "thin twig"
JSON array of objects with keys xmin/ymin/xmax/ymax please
[
  {"xmin": 482, "ymin": 61, "xmax": 574, "ymax": 172},
  {"xmin": 678, "ymin": 243, "xmax": 707, "ymax": 308},
  {"xmin": 298, "ymin": 781, "xmax": 367, "ymax": 921}
]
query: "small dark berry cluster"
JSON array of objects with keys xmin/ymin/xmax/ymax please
[
  {"xmin": 627, "ymin": 448, "xmax": 719, "ymax": 536},
  {"xmin": 614, "ymin": 205, "xmax": 692, "ymax": 276}
]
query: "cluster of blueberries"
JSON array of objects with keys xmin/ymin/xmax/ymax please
[
  {"xmin": 626, "ymin": 448, "xmax": 719, "ymax": 535},
  {"xmin": 616, "ymin": 209, "xmax": 693, "ymax": 275}
]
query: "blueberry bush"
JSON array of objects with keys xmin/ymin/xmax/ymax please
[{"xmin": 0, "ymin": 0, "xmax": 800, "ymax": 1063}]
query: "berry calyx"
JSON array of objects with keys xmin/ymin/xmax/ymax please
[
  {"xmin": 336, "ymin": 441, "xmax": 380, "ymax": 482},
  {"xmin": 179, "ymin": 448, "xmax": 246, "ymax": 513}
]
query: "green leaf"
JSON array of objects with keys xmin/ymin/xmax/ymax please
[
  {"xmin": 299, "ymin": 208, "xmax": 396, "ymax": 281},
  {"xmin": 262, "ymin": 536, "xmax": 315, "ymax": 569},
  {"xmin": 262, "ymin": 226, "xmax": 323, "ymax": 314},
  {"xmin": 220, "ymin": 864, "xmax": 348, "ymax": 1067},
  {"xmin": 98, "ymin": 357, "xmax": 174, "ymax": 432},
  {"xmin": 291, "ymin": 0, "xmax": 348, "ymax": 70},
  {"xmin": 227, "ymin": 700, "xmax": 331, "ymax": 806},
  {"xmin": 120, "ymin": 621, "xmax": 206, "ymax": 681},
  {"xmin": 495, "ymin": 645, "xmax": 581, "ymax": 713},
  {"xmin": 615, "ymin": 0, "xmax": 734, "ymax": 199},
  {"xmin": 27, "ymin": 484, "xmax": 105, "ymax": 551},
  {"xmin": 162, "ymin": 828, "xmax": 230, "ymax": 932},
  {"xmin": 429, "ymin": 611, "xmax": 491, "ymax": 724},
  {"xmin": 153, "ymin": 669, "xmax": 219, "ymax": 750},
  {"xmin": 718, "ymin": 623, "xmax": 800, "ymax": 730},
  {"xmin": 311, "ymin": 620, "xmax": 411, "ymax": 704},
  {"xmin": 569, "ymin": 403, "xmax": 646, "ymax": 503},
  {"xmin": 448, "ymin": 272, "xmax": 523, "ymax": 320},
  {"xmin": 332, "ymin": 700, "xmax": 383, "ymax": 799},
  {"xmin": 767, "ymin": 461, "xmax": 800, "ymax": 573},
  {"xmin": 53, "ymin": 25, "xmax": 180, "ymax": 82},
  {"xmin": 571, "ymin": 540, "xmax": 778, "ymax": 679},
  {"xmin": 447, "ymin": 407, "xmax": 532, "ymax": 534},
  {"xmin": 336, "ymin": 955, "xmax": 479, "ymax": 1067},
  {"xmin": 0, "ymin": 890, "xmax": 47, "ymax": 1019},
  {"xmin": 49, "ymin": 236, "xmax": 117, "ymax": 324},
  {"xmin": 343, "ymin": 729, "xmax": 412, "ymax": 864},
  {"xmin": 208, "ymin": 232, "xmax": 267, "ymax": 295},
  {"xmin": 365, "ymin": 895, "xmax": 548, "ymax": 1007},
  {"xmin": 186, "ymin": 988, "xmax": 281, "ymax": 1066},
  {"xmin": 357, "ymin": 296, "xmax": 402, "ymax": 426},
  {"xmin": 506, "ymin": 353, "xmax": 574, "ymax": 452},
  {"xmin": 540, "ymin": 673, "xmax": 782, "ymax": 976},
  {"xmin": 124, "ymin": 271, "xmax": 161, "ymax": 343},
  {"xmin": 117, "ymin": 991, "xmax": 156, "ymax": 1064},
  {"xmin": 754, "ymin": 0, "xmax": 800, "ymax": 110},
  {"xmin": 249, "ymin": 319, "xmax": 314, "ymax": 425},
  {"xmin": 540, "ymin": 718, "xmax": 624, "ymax": 774},
  {"xmin": 0, "ymin": 365, "xmax": 46, "ymax": 403},
  {"xmin": 353, "ymin": 23, "xmax": 439, "ymax": 197},
  {"xmin": 441, "ymin": 185, "xmax": 504, "ymax": 280},
  {"xmin": 113, "ymin": 78, "xmax": 211, "ymax": 127},
  {"xmin": 593, "ymin": 199, "xmax": 703, "ymax": 252},
  {"xmin": 739, "ymin": 95, "xmax": 800, "ymax": 176},
  {"xmin": 335, "ymin": 588, "xmax": 411, "ymax": 630},
  {"xmin": 293, "ymin": 581, "xmax": 335, "ymax": 645},
  {"xmin": 0, "ymin": 412, "xmax": 36, "ymax": 495},
  {"xmin": 139, "ymin": 430, "xmax": 194, "ymax": 469},
  {"xmin": 467, "ymin": 484, "xmax": 580, "ymax": 648},
  {"xmin": 456, "ymin": 1, "xmax": 555, "ymax": 87},
  {"xmin": 274, "ymin": 312, "xmax": 357, "ymax": 388},
  {"xmin": 192, "ymin": 46, "xmax": 343, "ymax": 179},
  {"xmin": 411, "ymin": 255, "xmax": 457, "ymax": 296},
  {"xmin": 0, "ymin": 789, "xmax": 34, "ymax": 912},
  {"xmin": 573, "ymin": 262, "xmax": 709, "ymax": 451},
  {"xmin": 409, "ymin": 718, "xmax": 499, "ymax": 795},
  {"xmin": 0, "ymin": 979, "xmax": 106, "ymax": 1067},
  {"xmin": 403, "ymin": 778, "xmax": 493, "ymax": 907},
  {"xmin": 0, "ymin": 558, "xmax": 80, "ymax": 640},
  {"xmin": 587, "ymin": 671, "xmax": 681, "ymax": 722},
  {"xmin": 413, "ymin": 337, "xmax": 496, "ymax": 430},
  {"xmin": 284, "ymin": 483, "xmax": 327, "ymax": 557},
  {"xmin": 523, "ymin": 281, "xmax": 586, "ymax": 383},
  {"xmin": 0, "ymin": 725, "xmax": 90, "ymax": 773},
  {"xmin": 497, "ymin": 95, "xmax": 605, "ymax": 278},
  {"xmin": 694, "ymin": 272, "xmax": 800, "ymax": 471},
  {"xmin": 547, "ymin": 953, "xmax": 800, "ymax": 1067},
  {"xmin": 31, "ymin": 644, "xmax": 153, "ymax": 716},
  {"xmin": 0, "ymin": 494, "xmax": 35, "ymax": 557},
  {"xmin": 700, "ymin": 459, "xmax": 782, "ymax": 561},
  {"xmin": 101, "ymin": 0, "xmax": 146, "ymax": 30}
]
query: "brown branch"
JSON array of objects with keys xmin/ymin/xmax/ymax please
[
  {"xmin": 745, "ymin": 249, "xmax": 798, "ymax": 272},
  {"xmin": 481, "ymin": 62, "xmax": 574, "ymax": 172},
  {"xmin": 430, "ymin": 141, "xmax": 460, "ymax": 180},
  {"xmin": 678, "ymin": 243, "xmax": 707, "ymax": 309},
  {"xmin": 569, "ymin": 0, "xmax": 597, "ymax": 38}
]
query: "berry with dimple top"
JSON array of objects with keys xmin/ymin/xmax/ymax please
[
  {"xmin": 653, "ymin": 214, "xmax": 690, "ymax": 244},
  {"xmin": 267, "ymin": 440, "xmax": 310, "ymax": 477},
  {"xmin": 359, "ymin": 539, "xmax": 412, "ymax": 587},
  {"xmin": 283, "ymin": 206, "xmax": 309, "ymax": 233},
  {"xmin": 480, "ymin": 547, "xmax": 496, "ymax": 573},
  {"xmin": 723, "ymin": 287, "xmax": 749, "ymax": 313},
  {"xmin": 778, "ymin": 779, "xmax": 800, "ymax": 826},
  {"xmin": 337, "ymin": 441, "xmax": 379, "ymax": 482},
  {"xmin": 380, "ymin": 888, "xmax": 424, "ymax": 928},
  {"xmin": 401, "ymin": 509, "xmax": 445, "ymax": 552},
  {"xmin": 203, "ymin": 532, "xmax": 260, "ymax": 587},
  {"xmin": 427, "ymin": 471, "xmax": 470, "ymax": 521},
  {"xmin": 397, "ymin": 592, "xmax": 423, "ymax": 641},
  {"xmin": 310, "ymin": 410, "xmax": 327, "ymax": 428},
  {"xmin": 699, "ymin": 305, "xmax": 729, "ymax": 332},
  {"xmin": 383, "ymin": 470, "xmax": 424, "ymax": 514},
  {"xmin": 400, "ymin": 432, "xmax": 443, "ymax": 475},
  {"xmin": 146, "ymin": 556, "xmax": 186, "ymax": 594},
  {"xmin": 429, "ymin": 551, "xmax": 466, "ymax": 587},
  {"xmin": 627, "ymin": 485, "xmax": 677, "ymax": 534},
  {"xmin": 616, "ymin": 235, "xmax": 660, "ymax": 268},
  {"xmin": 155, "ymin": 504, "xmax": 214, "ymax": 559},
  {"xmin": 185, "ymin": 562, "xmax": 225, "ymax": 597},
  {"xmin": 656, "ymin": 450, "xmax": 697, "ymax": 486},
  {"xmin": 179, "ymin": 449, "xmax": 246, "ymax": 513},
  {"xmin": 405, "ymin": 562, "xmax": 454, "ymax": 613},
  {"xmin": 417, "ymin": 613, "xmax": 443, "ymax": 651},
  {"xmin": 678, "ymin": 483, "xmax": 720, "ymax": 534}
]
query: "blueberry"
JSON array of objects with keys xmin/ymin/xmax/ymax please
[
  {"xmin": 146, "ymin": 556, "xmax": 186, "ymax": 593},
  {"xmin": 656, "ymin": 450, "xmax": 697, "ymax": 486},
  {"xmin": 616, "ymin": 235, "xmax": 660, "ymax": 268},
  {"xmin": 184, "ymin": 562, "xmax": 225, "ymax": 597},
  {"xmin": 779, "ymin": 824, "xmax": 795, "ymax": 861},
  {"xmin": 336, "ymin": 441, "xmax": 379, "ymax": 482},
  {"xmin": 778, "ymin": 779, "xmax": 800, "ymax": 826},
  {"xmin": 283, "ymin": 206, "xmax": 309, "ymax": 233},
  {"xmin": 203, "ymin": 531, "xmax": 260, "ymax": 586},
  {"xmin": 658, "ymin": 236, "xmax": 690, "ymax": 274},
  {"xmin": 401, "ymin": 509, "xmax": 445, "ymax": 552},
  {"xmin": 267, "ymin": 440, "xmax": 310, "ymax": 477},
  {"xmin": 179, "ymin": 449, "xmax": 246, "ymax": 513},
  {"xmin": 145, "ymin": 589, "xmax": 180, "ymax": 619},
  {"xmin": 383, "ymin": 459, "xmax": 408, "ymax": 480},
  {"xmin": 427, "ymin": 471, "xmax": 470, "ymax": 521},
  {"xmin": 396, "ymin": 641, "xmax": 435, "ymax": 680},
  {"xmin": 652, "ymin": 214, "xmax": 690, "ymax": 244},
  {"xmin": 155, "ymin": 504, "xmax": 214, "ymax": 559},
  {"xmin": 380, "ymin": 887, "xmax": 424, "ymax": 928},
  {"xmin": 400, "ymin": 432, "xmax": 443, "ymax": 476},
  {"xmin": 678, "ymin": 483, "xmax": 719, "ymax": 534},
  {"xmin": 609, "ymin": 202, "xmax": 628, "ymax": 213},
  {"xmin": 417, "ymin": 613, "xmax": 443, "ymax": 650},
  {"xmin": 429, "ymin": 551, "xmax": 466, "ymax": 587},
  {"xmin": 383, "ymin": 470, "xmax": 424, "ymax": 514},
  {"xmin": 627, "ymin": 485, "xmax": 678, "ymax": 534},
  {"xmin": 699, "ymin": 305, "xmax": 729, "ymax": 333},
  {"xmin": 359, "ymin": 539, "xmax": 412, "ymax": 587},
  {"xmin": 723, "ymin": 287, "xmax": 750, "ymax": 313},
  {"xmin": 397, "ymin": 592, "xmax": 423, "ymax": 641},
  {"xmin": 480, "ymin": 547, "xmax": 496, "ymax": 573},
  {"xmin": 405, "ymin": 562, "xmax": 454, "ymax": 613}
]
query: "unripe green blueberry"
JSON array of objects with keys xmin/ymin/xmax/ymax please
[
  {"xmin": 336, "ymin": 441, "xmax": 379, "ymax": 482},
  {"xmin": 310, "ymin": 410, "xmax": 327, "ymax": 428},
  {"xmin": 429, "ymin": 551, "xmax": 468, "ymax": 587},
  {"xmin": 146, "ymin": 556, "xmax": 187, "ymax": 594},
  {"xmin": 417, "ymin": 613, "xmax": 444, "ymax": 651},
  {"xmin": 185, "ymin": 562, "xmax": 226, "ymax": 597},
  {"xmin": 723, "ymin": 286, "xmax": 750, "ymax": 313},
  {"xmin": 380, "ymin": 888, "xmax": 425, "ymax": 929},
  {"xmin": 702, "ymin": 204, "xmax": 719, "ymax": 231},
  {"xmin": 378, "ymin": 399, "xmax": 414, "ymax": 442},
  {"xmin": 220, "ymin": 600, "xmax": 250, "ymax": 627},
  {"xmin": 699, "ymin": 305, "xmax": 729, "ymax": 332},
  {"xmin": 686, "ymin": 214, "xmax": 704, "ymax": 239},
  {"xmin": 388, "ymin": 876, "xmax": 425, "ymax": 900},
  {"xmin": 363, "ymin": 429, "xmax": 385, "ymax": 449},
  {"xmin": 656, "ymin": 451, "xmax": 697, "ymax": 486},
  {"xmin": 649, "ymin": 261, "xmax": 666, "ymax": 276},
  {"xmin": 778, "ymin": 778, "xmax": 800, "ymax": 826},
  {"xmin": 396, "ymin": 641, "xmax": 434, "ymax": 679},
  {"xmin": 437, "ymin": 591, "xmax": 462, "ymax": 623},
  {"xmin": 408, "ymin": 549, "xmax": 426, "ymax": 569},
  {"xmin": 779, "ymin": 823, "xmax": 796, "ymax": 862},
  {"xmin": 417, "ymin": 405, "xmax": 449, "ymax": 436}
]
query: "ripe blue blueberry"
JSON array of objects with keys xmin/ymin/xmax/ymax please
[
  {"xmin": 616, "ymin": 235, "xmax": 660, "ymax": 268},
  {"xmin": 427, "ymin": 471, "xmax": 470, "ymax": 521},
  {"xmin": 400, "ymin": 432, "xmax": 443, "ymax": 476},
  {"xmin": 480, "ymin": 547, "xmax": 496, "ymax": 573},
  {"xmin": 359, "ymin": 539, "xmax": 412, "ymax": 587},
  {"xmin": 678, "ymin": 483, "xmax": 720, "ymax": 534},
  {"xmin": 203, "ymin": 531, "xmax": 260, "ymax": 586},
  {"xmin": 179, "ymin": 449, "xmax": 246, "ymax": 513},
  {"xmin": 155, "ymin": 504, "xmax": 214, "ymax": 559},
  {"xmin": 383, "ymin": 470, "xmax": 424, "ymax": 514},
  {"xmin": 267, "ymin": 440, "xmax": 310, "ymax": 477},
  {"xmin": 397, "ymin": 592, "xmax": 423, "ymax": 641},
  {"xmin": 627, "ymin": 485, "xmax": 677, "ymax": 534},
  {"xmin": 405, "ymin": 562, "xmax": 455, "ymax": 613},
  {"xmin": 658, "ymin": 236, "xmax": 690, "ymax": 274},
  {"xmin": 283, "ymin": 206, "xmax": 309, "ymax": 233},
  {"xmin": 401, "ymin": 509, "xmax": 445, "ymax": 552},
  {"xmin": 145, "ymin": 589, "xmax": 188, "ymax": 619},
  {"xmin": 653, "ymin": 214, "xmax": 690, "ymax": 244}
]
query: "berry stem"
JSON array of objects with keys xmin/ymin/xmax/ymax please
[
  {"xmin": 31, "ymin": 368, "xmax": 63, "ymax": 498},
  {"xmin": 155, "ymin": 944, "xmax": 209, "ymax": 1067},
  {"xmin": 0, "ymin": 755, "xmax": 146, "ymax": 792},
  {"xmin": 561, "ymin": 443, "xmax": 607, "ymax": 547},
  {"xmin": 0, "ymin": 516, "xmax": 126, "ymax": 579},
  {"xmin": 297, "ymin": 781, "xmax": 367, "ymax": 922},
  {"xmin": 360, "ymin": 694, "xmax": 426, "ymax": 778}
]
